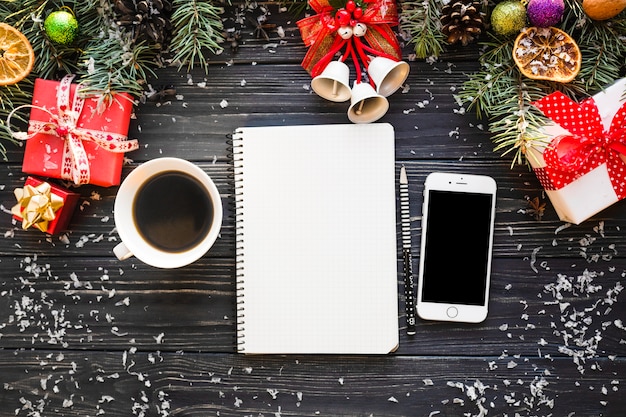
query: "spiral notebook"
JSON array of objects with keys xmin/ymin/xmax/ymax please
[{"xmin": 233, "ymin": 123, "xmax": 399, "ymax": 354}]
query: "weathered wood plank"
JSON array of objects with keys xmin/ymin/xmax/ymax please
[
  {"xmin": 0, "ymin": 255, "xmax": 623, "ymax": 363},
  {"xmin": 0, "ymin": 350, "xmax": 623, "ymax": 416}
]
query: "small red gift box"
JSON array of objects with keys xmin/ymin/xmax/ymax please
[
  {"xmin": 12, "ymin": 176, "xmax": 80, "ymax": 235},
  {"xmin": 21, "ymin": 75, "xmax": 139, "ymax": 187}
]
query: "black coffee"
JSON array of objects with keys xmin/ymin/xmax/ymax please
[{"xmin": 133, "ymin": 171, "xmax": 214, "ymax": 252}]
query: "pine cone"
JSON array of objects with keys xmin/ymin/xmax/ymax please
[
  {"xmin": 440, "ymin": 0, "xmax": 485, "ymax": 46},
  {"xmin": 114, "ymin": 0, "xmax": 173, "ymax": 46}
]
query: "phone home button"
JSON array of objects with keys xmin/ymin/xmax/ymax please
[{"xmin": 446, "ymin": 306, "xmax": 458, "ymax": 319}]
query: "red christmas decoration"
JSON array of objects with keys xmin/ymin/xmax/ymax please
[{"xmin": 297, "ymin": 0, "xmax": 408, "ymax": 123}]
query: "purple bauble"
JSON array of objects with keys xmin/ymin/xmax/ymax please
[{"xmin": 527, "ymin": 0, "xmax": 565, "ymax": 27}]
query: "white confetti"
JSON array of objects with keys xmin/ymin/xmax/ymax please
[
  {"xmin": 115, "ymin": 297, "xmax": 130, "ymax": 306},
  {"xmin": 267, "ymin": 388, "xmax": 279, "ymax": 399},
  {"xmin": 555, "ymin": 223, "xmax": 572, "ymax": 234},
  {"xmin": 530, "ymin": 246, "xmax": 542, "ymax": 273}
]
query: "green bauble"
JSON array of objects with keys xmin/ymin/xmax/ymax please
[
  {"xmin": 490, "ymin": 0, "xmax": 527, "ymax": 36},
  {"xmin": 44, "ymin": 10, "xmax": 79, "ymax": 45}
]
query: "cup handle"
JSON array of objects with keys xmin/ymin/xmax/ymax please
[{"xmin": 113, "ymin": 242, "xmax": 134, "ymax": 261}]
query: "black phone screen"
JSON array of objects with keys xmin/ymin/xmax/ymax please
[{"xmin": 421, "ymin": 190, "xmax": 493, "ymax": 305}]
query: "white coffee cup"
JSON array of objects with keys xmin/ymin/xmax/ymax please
[{"xmin": 113, "ymin": 157, "xmax": 223, "ymax": 268}]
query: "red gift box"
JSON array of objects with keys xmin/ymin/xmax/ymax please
[
  {"xmin": 21, "ymin": 75, "xmax": 139, "ymax": 187},
  {"xmin": 12, "ymin": 176, "xmax": 80, "ymax": 235}
]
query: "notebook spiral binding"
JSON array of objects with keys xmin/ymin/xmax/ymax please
[
  {"xmin": 225, "ymin": 133, "xmax": 238, "ymax": 181},
  {"xmin": 231, "ymin": 129, "xmax": 246, "ymax": 352}
]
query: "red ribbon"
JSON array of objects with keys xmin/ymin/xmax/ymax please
[
  {"xmin": 532, "ymin": 92, "xmax": 626, "ymax": 197},
  {"xmin": 297, "ymin": 0, "xmax": 401, "ymax": 77}
]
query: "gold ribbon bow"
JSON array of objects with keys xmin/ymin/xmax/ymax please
[{"xmin": 12, "ymin": 182, "xmax": 65, "ymax": 232}]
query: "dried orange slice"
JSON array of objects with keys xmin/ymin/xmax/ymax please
[
  {"xmin": 513, "ymin": 26, "xmax": 581, "ymax": 83},
  {"xmin": 0, "ymin": 23, "xmax": 35, "ymax": 86}
]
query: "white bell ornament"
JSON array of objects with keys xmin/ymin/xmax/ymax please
[
  {"xmin": 347, "ymin": 81, "xmax": 389, "ymax": 124},
  {"xmin": 367, "ymin": 56, "xmax": 410, "ymax": 97},
  {"xmin": 311, "ymin": 61, "xmax": 352, "ymax": 102}
]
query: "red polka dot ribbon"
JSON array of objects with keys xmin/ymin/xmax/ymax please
[{"xmin": 532, "ymin": 92, "xmax": 626, "ymax": 197}]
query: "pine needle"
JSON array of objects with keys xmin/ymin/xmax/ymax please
[
  {"xmin": 170, "ymin": 0, "xmax": 225, "ymax": 73},
  {"xmin": 0, "ymin": 82, "xmax": 32, "ymax": 160},
  {"xmin": 400, "ymin": 0, "xmax": 444, "ymax": 59}
]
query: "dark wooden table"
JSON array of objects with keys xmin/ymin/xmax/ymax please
[{"xmin": 1, "ymin": 5, "xmax": 625, "ymax": 416}]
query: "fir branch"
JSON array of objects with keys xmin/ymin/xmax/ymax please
[
  {"xmin": 488, "ymin": 78, "xmax": 550, "ymax": 167},
  {"xmin": 459, "ymin": 43, "xmax": 544, "ymax": 166},
  {"xmin": 459, "ymin": 0, "xmax": 626, "ymax": 166},
  {"xmin": 577, "ymin": 26, "xmax": 626, "ymax": 92},
  {"xmin": 561, "ymin": 0, "xmax": 626, "ymax": 93},
  {"xmin": 399, "ymin": 0, "xmax": 444, "ymax": 59},
  {"xmin": 75, "ymin": 1, "xmax": 158, "ymax": 104},
  {"xmin": 0, "ymin": 82, "xmax": 32, "ymax": 160},
  {"xmin": 9, "ymin": 1, "xmax": 105, "ymax": 79},
  {"xmin": 460, "ymin": 35, "xmax": 575, "ymax": 165},
  {"xmin": 459, "ymin": 35, "xmax": 517, "ymax": 119},
  {"xmin": 170, "ymin": 0, "xmax": 225, "ymax": 73},
  {"xmin": 78, "ymin": 34, "xmax": 158, "ymax": 106},
  {"xmin": 285, "ymin": 0, "xmax": 310, "ymax": 17}
]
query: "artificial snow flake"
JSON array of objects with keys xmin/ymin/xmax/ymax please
[{"xmin": 267, "ymin": 388, "xmax": 279, "ymax": 399}]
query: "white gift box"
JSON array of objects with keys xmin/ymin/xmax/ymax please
[{"xmin": 528, "ymin": 78, "xmax": 626, "ymax": 225}]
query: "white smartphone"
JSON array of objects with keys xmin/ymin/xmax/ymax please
[{"xmin": 416, "ymin": 172, "xmax": 496, "ymax": 323}]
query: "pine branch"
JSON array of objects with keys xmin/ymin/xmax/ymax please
[
  {"xmin": 170, "ymin": 0, "xmax": 225, "ymax": 73},
  {"xmin": 458, "ymin": 0, "xmax": 626, "ymax": 166},
  {"xmin": 488, "ymin": 78, "xmax": 551, "ymax": 167},
  {"xmin": 561, "ymin": 0, "xmax": 626, "ymax": 93},
  {"xmin": 8, "ymin": 1, "xmax": 103, "ymax": 79},
  {"xmin": 285, "ymin": 0, "xmax": 310, "ymax": 17},
  {"xmin": 399, "ymin": 0, "xmax": 444, "ymax": 59},
  {"xmin": 78, "ymin": 34, "xmax": 158, "ymax": 107},
  {"xmin": 0, "ymin": 82, "xmax": 33, "ymax": 160},
  {"xmin": 77, "ymin": 0, "xmax": 158, "ymax": 103}
]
